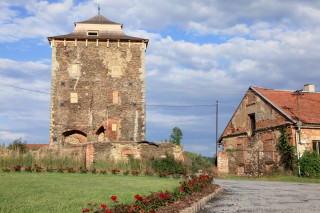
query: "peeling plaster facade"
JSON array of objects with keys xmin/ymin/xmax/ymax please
[
  {"xmin": 48, "ymin": 15, "xmax": 148, "ymax": 149},
  {"xmin": 218, "ymin": 86, "xmax": 320, "ymax": 175}
]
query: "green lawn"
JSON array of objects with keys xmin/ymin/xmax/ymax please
[
  {"xmin": 218, "ymin": 175, "xmax": 320, "ymax": 184},
  {"xmin": 0, "ymin": 172, "xmax": 180, "ymax": 213}
]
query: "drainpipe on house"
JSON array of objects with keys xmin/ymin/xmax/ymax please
[{"xmin": 295, "ymin": 122, "xmax": 302, "ymax": 176}]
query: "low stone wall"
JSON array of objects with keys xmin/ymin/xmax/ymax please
[{"xmin": 83, "ymin": 141, "xmax": 184, "ymax": 166}]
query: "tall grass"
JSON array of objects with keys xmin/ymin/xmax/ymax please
[
  {"xmin": 0, "ymin": 147, "xmax": 83, "ymax": 168},
  {"xmin": 0, "ymin": 147, "xmax": 154, "ymax": 172}
]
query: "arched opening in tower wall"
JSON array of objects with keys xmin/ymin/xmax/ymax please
[{"xmin": 62, "ymin": 130, "xmax": 87, "ymax": 146}]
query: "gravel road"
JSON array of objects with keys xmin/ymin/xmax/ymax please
[{"xmin": 199, "ymin": 179, "xmax": 320, "ymax": 213}]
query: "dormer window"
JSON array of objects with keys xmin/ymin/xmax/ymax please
[{"xmin": 87, "ymin": 31, "xmax": 98, "ymax": 36}]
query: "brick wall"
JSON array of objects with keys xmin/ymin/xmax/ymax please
[{"xmin": 217, "ymin": 151, "xmax": 229, "ymax": 174}]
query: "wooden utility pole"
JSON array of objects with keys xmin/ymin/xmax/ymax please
[
  {"xmin": 216, "ymin": 100, "xmax": 219, "ymax": 162},
  {"xmin": 291, "ymin": 89, "xmax": 304, "ymax": 176},
  {"xmin": 291, "ymin": 89, "xmax": 304, "ymax": 122}
]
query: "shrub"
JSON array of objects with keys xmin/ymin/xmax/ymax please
[
  {"xmin": 144, "ymin": 170, "xmax": 153, "ymax": 176},
  {"xmin": 123, "ymin": 170, "xmax": 129, "ymax": 175},
  {"xmin": 33, "ymin": 164, "xmax": 43, "ymax": 172},
  {"xmin": 131, "ymin": 171, "xmax": 140, "ymax": 176},
  {"xmin": 100, "ymin": 170, "xmax": 107, "ymax": 175},
  {"xmin": 24, "ymin": 166, "xmax": 32, "ymax": 172},
  {"xmin": 66, "ymin": 166, "xmax": 76, "ymax": 173},
  {"xmin": 79, "ymin": 166, "xmax": 87, "ymax": 174},
  {"xmin": 111, "ymin": 169, "xmax": 120, "ymax": 175},
  {"xmin": 13, "ymin": 165, "xmax": 21, "ymax": 172},
  {"xmin": 151, "ymin": 154, "xmax": 186, "ymax": 175},
  {"xmin": 2, "ymin": 167, "xmax": 11, "ymax": 172},
  {"xmin": 46, "ymin": 167, "xmax": 54, "ymax": 172},
  {"xmin": 299, "ymin": 151, "xmax": 320, "ymax": 178},
  {"xmin": 57, "ymin": 165, "xmax": 64, "ymax": 173}
]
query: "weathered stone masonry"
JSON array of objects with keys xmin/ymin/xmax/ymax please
[
  {"xmin": 48, "ymin": 15, "xmax": 148, "ymax": 149},
  {"xmin": 218, "ymin": 85, "xmax": 320, "ymax": 175}
]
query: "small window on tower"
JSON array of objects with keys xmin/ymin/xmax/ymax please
[
  {"xmin": 70, "ymin": 93, "xmax": 78, "ymax": 103},
  {"xmin": 111, "ymin": 66, "xmax": 121, "ymax": 78},
  {"xmin": 87, "ymin": 31, "xmax": 98, "ymax": 36},
  {"xmin": 70, "ymin": 64, "xmax": 80, "ymax": 76},
  {"xmin": 112, "ymin": 124, "xmax": 117, "ymax": 132},
  {"xmin": 112, "ymin": 91, "xmax": 120, "ymax": 104}
]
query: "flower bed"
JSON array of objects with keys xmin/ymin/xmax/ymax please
[{"xmin": 82, "ymin": 175, "xmax": 214, "ymax": 213}]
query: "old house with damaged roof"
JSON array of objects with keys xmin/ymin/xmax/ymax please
[
  {"xmin": 217, "ymin": 84, "xmax": 320, "ymax": 175},
  {"xmin": 46, "ymin": 13, "xmax": 184, "ymax": 165}
]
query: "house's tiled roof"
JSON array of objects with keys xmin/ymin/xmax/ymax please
[
  {"xmin": 251, "ymin": 86, "xmax": 320, "ymax": 125},
  {"xmin": 25, "ymin": 144, "xmax": 49, "ymax": 150}
]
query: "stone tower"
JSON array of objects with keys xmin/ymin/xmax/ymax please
[{"xmin": 48, "ymin": 14, "xmax": 148, "ymax": 149}]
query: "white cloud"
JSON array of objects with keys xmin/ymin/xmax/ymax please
[
  {"xmin": 0, "ymin": 131, "xmax": 26, "ymax": 141},
  {"xmin": 147, "ymin": 110, "xmax": 208, "ymax": 127}
]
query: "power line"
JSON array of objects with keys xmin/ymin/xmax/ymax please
[
  {"xmin": 146, "ymin": 104, "xmax": 216, "ymax": 107},
  {"xmin": 4, "ymin": 84, "xmax": 50, "ymax": 94}
]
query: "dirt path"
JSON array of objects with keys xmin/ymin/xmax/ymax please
[{"xmin": 199, "ymin": 179, "xmax": 320, "ymax": 213}]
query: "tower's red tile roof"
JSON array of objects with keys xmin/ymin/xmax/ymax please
[{"xmin": 251, "ymin": 86, "xmax": 320, "ymax": 125}]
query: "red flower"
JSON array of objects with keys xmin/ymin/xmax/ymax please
[
  {"xmin": 100, "ymin": 204, "xmax": 107, "ymax": 208},
  {"xmin": 111, "ymin": 196, "xmax": 117, "ymax": 202},
  {"xmin": 201, "ymin": 185, "xmax": 204, "ymax": 188},
  {"xmin": 106, "ymin": 209, "xmax": 112, "ymax": 213},
  {"xmin": 82, "ymin": 208, "xmax": 90, "ymax": 212}
]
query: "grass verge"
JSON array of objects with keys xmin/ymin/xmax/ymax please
[
  {"xmin": 0, "ymin": 172, "xmax": 180, "ymax": 213},
  {"xmin": 218, "ymin": 175, "xmax": 320, "ymax": 184}
]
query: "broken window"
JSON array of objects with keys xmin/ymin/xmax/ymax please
[
  {"xmin": 313, "ymin": 140, "xmax": 320, "ymax": 154},
  {"xmin": 111, "ymin": 66, "xmax": 121, "ymax": 78},
  {"xmin": 70, "ymin": 93, "xmax": 78, "ymax": 103},
  {"xmin": 249, "ymin": 114, "xmax": 256, "ymax": 135},
  {"xmin": 96, "ymin": 126, "xmax": 106, "ymax": 141}
]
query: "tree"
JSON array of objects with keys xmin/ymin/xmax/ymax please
[
  {"xmin": 170, "ymin": 127, "xmax": 183, "ymax": 145},
  {"xmin": 8, "ymin": 138, "xmax": 27, "ymax": 153}
]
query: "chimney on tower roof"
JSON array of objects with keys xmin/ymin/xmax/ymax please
[{"xmin": 304, "ymin": 84, "xmax": 315, "ymax": 92}]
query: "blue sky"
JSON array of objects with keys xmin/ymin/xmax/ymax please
[{"xmin": 1, "ymin": 0, "xmax": 320, "ymax": 157}]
